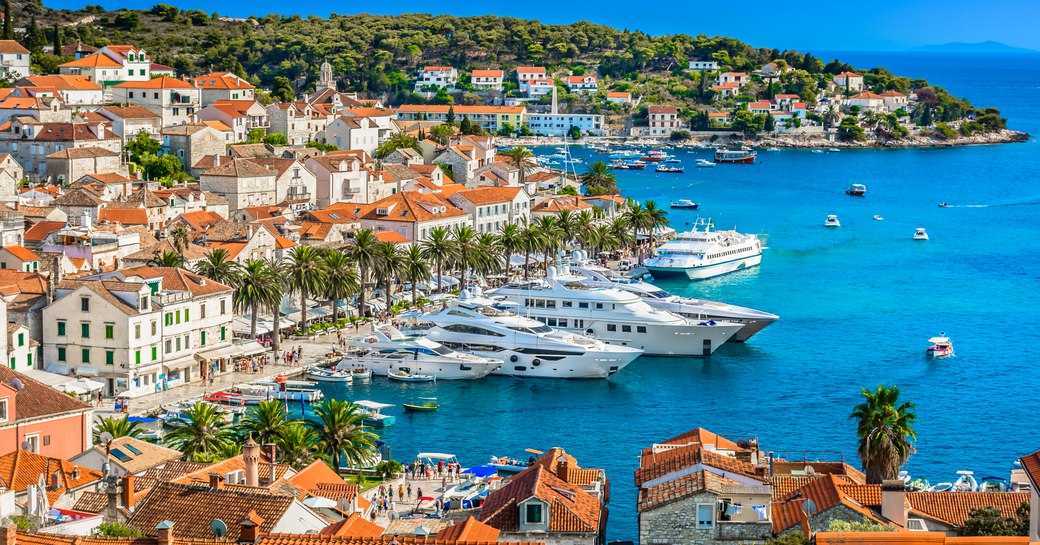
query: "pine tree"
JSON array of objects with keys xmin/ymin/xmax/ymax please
[
  {"xmin": 2, "ymin": 0, "xmax": 11, "ymax": 41},
  {"xmin": 52, "ymin": 23, "xmax": 62, "ymax": 54},
  {"xmin": 764, "ymin": 112, "xmax": 775, "ymax": 132},
  {"xmin": 446, "ymin": 105, "xmax": 456, "ymax": 125},
  {"xmin": 458, "ymin": 115, "xmax": 472, "ymax": 134}
]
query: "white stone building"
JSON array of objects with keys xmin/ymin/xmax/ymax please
[
  {"xmin": 415, "ymin": 66, "xmax": 458, "ymax": 90},
  {"xmin": 111, "ymin": 77, "xmax": 201, "ymax": 127},
  {"xmin": 448, "ymin": 186, "xmax": 530, "ymax": 233},
  {"xmin": 0, "ymin": 40, "xmax": 31, "ymax": 80},
  {"xmin": 198, "ymin": 158, "xmax": 277, "ymax": 212}
]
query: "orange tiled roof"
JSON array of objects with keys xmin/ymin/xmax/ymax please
[
  {"xmin": 2, "ymin": 245, "xmax": 39, "ymax": 261},
  {"xmin": 479, "ymin": 465, "xmax": 601, "ymax": 534},
  {"xmin": 0, "ymin": 449, "xmax": 102, "ymax": 503},
  {"xmin": 436, "ymin": 517, "xmax": 500, "ymax": 543},
  {"xmin": 24, "ymin": 75, "xmax": 102, "ymax": 91},
  {"xmin": 638, "ymin": 470, "xmax": 742, "ymax": 512},
  {"xmin": 119, "ymin": 266, "xmax": 233, "ymax": 297},
  {"xmin": 59, "ymin": 54, "xmax": 122, "ymax": 68},
  {"xmin": 194, "ymin": 72, "xmax": 255, "ymax": 90},
  {"xmin": 114, "ymin": 76, "xmax": 195, "ymax": 89},
  {"xmin": 24, "ymin": 220, "xmax": 67, "ymax": 242},
  {"xmin": 175, "ymin": 210, "xmax": 225, "ymax": 232},
  {"xmin": 127, "ymin": 482, "xmax": 295, "ymax": 539},
  {"xmin": 850, "ymin": 91, "xmax": 885, "ymax": 100},
  {"xmin": 360, "ymin": 191, "xmax": 467, "ymax": 224},
  {"xmin": 320, "ymin": 514, "xmax": 386, "ymax": 538},
  {"xmin": 908, "ymin": 492, "xmax": 1029, "ymax": 527},
  {"xmin": 771, "ymin": 475, "xmax": 884, "ymax": 533},
  {"xmin": 451, "ymin": 186, "xmax": 522, "ymax": 205},
  {"xmin": 471, "ymin": 70, "xmax": 504, "ymax": 78},
  {"xmin": 517, "ymin": 66, "xmax": 546, "ymax": 74},
  {"xmin": 373, "ymin": 231, "xmax": 409, "ymax": 244},
  {"xmin": 397, "ymin": 105, "xmax": 524, "ymax": 114},
  {"xmin": 98, "ymin": 207, "xmax": 149, "ymax": 226}
]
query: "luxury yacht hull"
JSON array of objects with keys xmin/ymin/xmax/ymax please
[
  {"xmin": 336, "ymin": 355, "xmax": 500, "ymax": 380},
  {"xmin": 575, "ymin": 321, "xmax": 742, "ymax": 357},
  {"xmin": 474, "ymin": 347, "xmax": 640, "ymax": 379},
  {"xmin": 647, "ymin": 253, "xmax": 762, "ymax": 281}
]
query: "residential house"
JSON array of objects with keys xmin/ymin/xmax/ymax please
[
  {"xmin": 202, "ymin": 221, "xmax": 294, "ymax": 263},
  {"xmin": 760, "ymin": 62, "xmax": 786, "ymax": 76},
  {"xmin": 710, "ymin": 82, "xmax": 742, "ymax": 98},
  {"xmin": 0, "ymin": 245, "xmax": 39, "ymax": 272},
  {"xmin": 647, "ymin": 105, "xmax": 684, "ymax": 136},
  {"xmin": 122, "ymin": 239, "xmax": 210, "ymax": 269},
  {"xmin": 39, "ymin": 220, "xmax": 148, "ymax": 270},
  {"xmin": 297, "ymin": 207, "xmax": 360, "ymax": 247},
  {"xmin": 0, "ymin": 269, "xmax": 47, "ymax": 343},
  {"xmin": 169, "ymin": 210, "xmax": 226, "ymax": 236},
  {"xmin": 60, "ymin": 42, "xmax": 99, "ymax": 59},
  {"xmin": 748, "ymin": 100, "xmax": 773, "ymax": 114},
  {"xmin": 415, "ymin": 66, "xmax": 458, "ymax": 90},
  {"xmin": 606, "ymin": 91, "xmax": 632, "ymax": 104},
  {"xmin": 396, "ymin": 105, "xmax": 525, "ymax": 134},
  {"xmin": 526, "ymin": 78, "xmax": 555, "ymax": 97},
  {"xmin": 71, "ymin": 172, "xmax": 133, "ymax": 201},
  {"xmin": 567, "ymin": 74, "xmax": 599, "ymax": 93},
  {"xmin": 267, "ymin": 102, "xmax": 315, "ymax": 145},
  {"xmin": 195, "ymin": 99, "xmax": 270, "ymax": 142},
  {"xmin": 0, "ymin": 449, "xmax": 102, "ymax": 508},
  {"xmin": 0, "ymin": 119, "xmax": 121, "ymax": 177},
  {"xmin": 150, "ymin": 62, "xmax": 175, "ymax": 77},
  {"xmin": 194, "ymin": 71, "xmax": 256, "ymax": 107},
  {"xmin": 479, "ymin": 449, "xmax": 607, "ymax": 545},
  {"xmin": 0, "ymin": 206, "xmax": 22, "ymax": 247},
  {"xmin": 305, "ymin": 86, "xmax": 372, "ymax": 114},
  {"xmin": 248, "ymin": 157, "xmax": 317, "ymax": 210},
  {"xmin": 0, "ymin": 153, "xmax": 22, "ymax": 197},
  {"xmin": 834, "ymin": 72, "xmax": 865, "ymax": 93},
  {"xmin": 0, "ymin": 40, "xmax": 30, "ymax": 79},
  {"xmin": 58, "ymin": 45, "xmax": 151, "ymax": 87},
  {"xmin": 45, "ymin": 147, "xmax": 123, "ymax": 184},
  {"xmin": 0, "ymin": 94, "xmax": 67, "ymax": 124},
  {"xmin": 161, "ymin": 123, "xmax": 229, "ymax": 171},
  {"xmin": 0, "ymin": 366, "xmax": 95, "ymax": 458},
  {"xmin": 199, "ymin": 157, "xmax": 277, "ymax": 212},
  {"xmin": 530, "ymin": 195, "xmax": 593, "ymax": 219},
  {"xmin": 880, "ymin": 90, "xmax": 909, "ymax": 112},
  {"xmin": 527, "ymin": 113, "xmax": 605, "ymax": 137},
  {"xmin": 324, "ymin": 117, "xmax": 380, "ymax": 155},
  {"xmin": 154, "ymin": 187, "xmax": 229, "ymax": 222},
  {"xmin": 471, "ymin": 69, "xmax": 505, "ymax": 91},
  {"xmin": 448, "ymin": 186, "xmax": 529, "ymax": 232},
  {"xmin": 69, "ymin": 435, "xmax": 182, "ymax": 476},
  {"xmin": 51, "ymin": 187, "xmax": 104, "ymax": 225},
  {"xmin": 304, "ymin": 152, "xmax": 377, "ymax": 207},
  {"xmin": 581, "ymin": 195, "xmax": 627, "ymax": 218},
  {"xmin": 717, "ymin": 72, "xmax": 749, "ymax": 87},
  {"xmin": 430, "ymin": 136, "xmax": 497, "ymax": 184},
  {"xmin": 709, "ymin": 111, "xmax": 731, "ymax": 125},
  {"xmin": 359, "ymin": 190, "xmax": 469, "ymax": 242},
  {"xmin": 846, "ymin": 92, "xmax": 886, "ymax": 112},
  {"xmin": 111, "ymin": 77, "xmax": 201, "ymax": 127},
  {"xmin": 689, "ymin": 60, "xmax": 720, "ymax": 71},
  {"xmin": 96, "ymin": 105, "xmax": 162, "ymax": 138},
  {"xmin": 517, "ymin": 66, "xmax": 548, "ymax": 86},
  {"xmin": 6, "ymin": 322, "xmax": 36, "ymax": 374},
  {"xmin": 17, "ymin": 75, "xmax": 104, "ymax": 107},
  {"xmin": 343, "ymin": 107, "xmax": 398, "ymax": 141}
]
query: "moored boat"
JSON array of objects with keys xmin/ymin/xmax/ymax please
[
  {"xmin": 645, "ymin": 218, "xmax": 764, "ymax": 282},
  {"xmin": 695, "ymin": 159, "xmax": 716, "ymax": 168},
  {"xmin": 713, "ymin": 148, "xmax": 757, "ymax": 164},
  {"xmin": 388, "ymin": 369, "xmax": 436, "ymax": 382},
  {"xmin": 304, "ymin": 366, "xmax": 353, "ymax": 383},
  {"xmin": 824, "ymin": 214, "xmax": 841, "ymax": 227},
  {"xmin": 355, "ymin": 400, "xmax": 395, "ymax": 427},
  {"xmin": 670, "ymin": 199, "xmax": 699, "ymax": 209},
  {"xmin": 403, "ymin": 397, "xmax": 440, "ymax": 411},
  {"xmin": 351, "ymin": 367, "xmax": 372, "ymax": 382},
  {"xmin": 655, "ymin": 165, "xmax": 684, "ymax": 173}
]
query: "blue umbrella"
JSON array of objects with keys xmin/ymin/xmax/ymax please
[{"xmin": 461, "ymin": 465, "xmax": 498, "ymax": 478}]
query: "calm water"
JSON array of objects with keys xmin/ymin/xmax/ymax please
[{"xmin": 316, "ymin": 52, "xmax": 1040, "ymax": 541}]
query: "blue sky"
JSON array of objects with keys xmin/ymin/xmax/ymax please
[{"xmin": 47, "ymin": 0, "xmax": 1040, "ymax": 51}]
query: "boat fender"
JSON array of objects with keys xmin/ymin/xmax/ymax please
[{"xmin": 532, "ymin": 359, "xmax": 541, "ymax": 366}]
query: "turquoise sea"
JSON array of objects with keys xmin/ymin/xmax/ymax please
[{"xmin": 315, "ymin": 52, "xmax": 1040, "ymax": 541}]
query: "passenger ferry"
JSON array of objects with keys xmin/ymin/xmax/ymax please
[
  {"xmin": 645, "ymin": 218, "xmax": 764, "ymax": 281},
  {"xmin": 713, "ymin": 148, "xmax": 757, "ymax": 164}
]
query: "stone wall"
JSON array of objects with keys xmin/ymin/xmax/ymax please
[{"xmin": 639, "ymin": 491, "xmax": 772, "ymax": 545}]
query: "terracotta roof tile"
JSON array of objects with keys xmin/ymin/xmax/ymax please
[
  {"xmin": 128, "ymin": 482, "xmax": 296, "ymax": 539},
  {"xmin": 2, "ymin": 245, "xmax": 39, "ymax": 261},
  {"xmin": 195, "ymin": 72, "xmax": 256, "ymax": 90},
  {"xmin": 24, "ymin": 221, "xmax": 67, "ymax": 242},
  {"xmin": 98, "ymin": 207, "xmax": 149, "ymax": 225},
  {"xmin": 114, "ymin": 76, "xmax": 195, "ymax": 89},
  {"xmin": 435, "ymin": 517, "xmax": 500, "ymax": 542},
  {"xmin": 118, "ymin": 266, "xmax": 233, "ymax": 297},
  {"xmin": 908, "ymin": 492, "xmax": 1029, "ymax": 527},
  {"xmin": 479, "ymin": 465, "xmax": 601, "ymax": 534},
  {"xmin": 320, "ymin": 514, "xmax": 386, "ymax": 538},
  {"xmin": 23, "ymin": 75, "xmax": 102, "ymax": 91},
  {"xmin": 451, "ymin": 187, "xmax": 521, "ymax": 205},
  {"xmin": 203, "ymin": 158, "xmax": 276, "ymax": 178},
  {"xmin": 0, "ymin": 449, "xmax": 102, "ymax": 503},
  {"xmin": 360, "ymin": 191, "xmax": 467, "ymax": 224}
]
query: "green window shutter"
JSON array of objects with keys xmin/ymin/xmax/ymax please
[
  {"xmin": 57, "ymin": 322, "xmax": 66, "ymax": 336},
  {"xmin": 105, "ymin": 324, "xmax": 114, "ymax": 339},
  {"xmin": 220, "ymin": 327, "xmax": 226, "ymax": 341},
  {"xmin": 185, "ymin": 309, "xmax": 190, "ymax": 321},
  {"xmin": 151, "ymin": 347, "xmax": 157, "ymax": 361},
  {"xmin": 57, "ymin": 347, "xmax": 66, "ymax": 362},
  {"xmin": 9, "ymin": 357, "xmax": 13, "ymax": 369},
  {"xmin": 200, "ymin": 331, "xmax": 206, "ymax": 346},
  {"xmin": 82, "ymin": 349, "xmax": 90, "ymax": 363},
  {"xmin": 176, "ymin": 310, "xmax": 181, "ymax": 324},
  {"xmin": 81, "ymin": 323, "xmax": 89, "ymax": 338},
  {"xmin": 17, "ymin": 333, "xmax": 23, "ymax": 346},
  {"xmin": 135, "ymin": 350, "xmax": 141, "ymax": 364},
  {"xmin": 105, "ymin": 351, "xmax": 114, "ymax": 365},
  {"xmin": 26, "ymin": 353, "xmax": 31, "ymax": 367}
]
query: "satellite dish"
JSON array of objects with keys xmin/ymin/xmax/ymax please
[
  {"xmin": 805, "ymin": 465, "xmax": 816, "ymax": 475},
  {"xmin": 10, "ymin": 378, "xmax": 24, "ymax": 391},
  {"xmin": 99, "ymin": 432, "xmax": 114, "ymax": 445},
  {"xmin": 737, "ymin": 440, "xmax": 750, "ymax": 449},
  {"xmin": 210, "ymin": 519, "xmax": 227, "ymax": 538},
  {"xmin": 803, "ymin": 499, "xmax": 817, "ymax": 516}
]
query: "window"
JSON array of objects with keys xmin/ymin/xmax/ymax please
[
  {"xmin": 81, "ymin": 297, "xmax": 89, "ymax": 311},
  {"xmin": 135, "ymin": 324, "xmax": 141, "ymax": 339},
  {"xmin": 57, "ymin": 347, "xmax": 66, "ymax": 362},
  {"xmin": 637, "ymin": 326, "xmax": 647, "ymax": 333},
  {"xmin": 81, "ymin": 323, "xmax": 90, "ymax": 338},
  {"xmin": 578, "ymin": 302, "xmax": 589, "ymax": 309},
  {"xmin": 152, "ymin": 321, "xmax": 157, "ymax": 335},
  {"xmin": 607, "ymin": 324, "xmax": 617, "ymax": 332},
  {"xmin": 220, "ymin": 326, "xmax": 227, "ymax": 341},
  {"xmin": 135, "ymin": 350, "xmax": 141, "ymax": 364},
  {"xmin": 562, "ymin": 301, "xmax": 572, "ymax": 308},
  {"xmin": 0, "ymin": 399, "xmax": 7, "ymax": 422},
  {"xmin": 105, "ymin": 324, "xmax": 114, "ymax": 339},
  {"xmin": 165, "ymin": 340, "xmax": 172, "ymax": 353},
  {"xmin": 525, "ymin": 503, "xmax": 544, "ymax": 524},
  {"xmin": 175, "ymin": 337, "xmax": 181, "ymax": 351},
  {"xmin": 26, "ymin": 353, "xmax": 31, "ymax": 367},
  {"xmin": 184, "ymin": 309, "xmax": 190, "ymax": 321},
  {"xmin": 151, "ymin": 347, "xmax": 157, "ymax": 361},
  {"xmin": 17, "ymin": 333, "xmax": 23, "ymax": 347},
  {"xmin": 22, "ymin": 433, "xmax": 38, "ymax": 453},
  {"xmin": 220, "ymin": 300, "xmax": 226, "ymax": 314},
  {"xmin": 622, "ymin": 325, "xmax": 632, "ymax": 333},
  {"xmin": 81, "ymin": 349, "xmax": 90, "ymax": 363},
  {"xmin": 175, "ymin": 310, "xmax": 181, "ymax": 324},
  {"xmin": 696, "ymin": 504, "xmax": 714, "ymax": 529},
  {"xmin": 200, "ymin": 304, "xmax": 206, "ymax": 319},
  {"xmin": 200, "ymin": 331, "xmax": 206, "ymax": 346},
  {"xmin": 106, "ymin": 351, "xmax": 114, "ymax": 366}
]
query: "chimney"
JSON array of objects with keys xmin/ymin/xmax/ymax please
[
  {"xmin": 156, "ymin": 521, "xmax": 174, "ymax": 545},
  {"xmin": 263, "ymin": 443, "xmax": 277, "ymax": 485},
  {"xmin": 122, "ymin": 474, "xmax": 136, "ymax": 510},
  {"xmin": 243, "ymin": 437, "xmax": 260, "ymax": 487},
  {"xmin": 238, "ymin": 510, "xmax": 264, "ymax": 543},
  {"xmin": 214, "ymin": 155, "xmax": 221, "ymax": 167},
  {"xmin": 881, "ymin": 479, "xmax": 907, "ymax": 528},
  {"xmin": 105, "ymin": 475, "xmax": 120, "ymax": 523},
  {"xmin": 50, "ymin": 471, "xmax": 60, "ymax": 490},
  {"xmin": 208, "ymin": 472, "xmax": 225, "ymax": 490},
  {"xmin": 0, "ymin": 524, "xmax": 18, "ymax": 545},
  {"xmin": 556, "ymin": 457, "xmax": 570, "ymax": 483}
]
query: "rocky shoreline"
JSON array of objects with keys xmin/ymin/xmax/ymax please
[{"xmin": 499, "ymin": 129, "xmax": 1030, "ymax": 149}]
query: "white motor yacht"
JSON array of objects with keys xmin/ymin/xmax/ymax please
[
  {"xmin": 825, "ymin": 214, "xmax": 841, "ymax": 227},
  {"xmin": 420, "ymin": 291, "xmax": 643, "ymax": 379},
  {"xmin": 487, "ymin": 264, "xmax": 743, "ymax": 357},
  {"xmin": 645, "ymin": 218, "xmax": 764, "ymax": 281},
  {"xmin": 571, "ymin": 262, "xmax": 778, "ymax": 342},
  {"xmin": 914, "ymin": 228, "xmax": 929, "ymax": 240},
  {"xmin": 337, "ymin": 327, "xmax": 502, "ymax": 380}
]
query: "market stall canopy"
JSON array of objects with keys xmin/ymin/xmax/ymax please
[
  {"xmin": 76, "ymin": 366, "xmax": 100, "ymax": 377},
  {"xmin": 236, "ymin": 341, "xmax": 266, "ymax": 356}
]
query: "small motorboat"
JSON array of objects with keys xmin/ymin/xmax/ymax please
[
  {"xmin": 351, "ymin": 367, "xmax": 372, "ymax": 382},
  {"xmin": 845, "ymin": 184, "xmax": 867, "ymax": 196},
  {"xmin": 978, "ymin": 477, "xmax": 1008, "ymax": 492},
  {"xmin": 926, "ymin": 334, "xmax": 954, "ymax": 358},
  {"xmin": 695, "ymin": 159, "xmax": 715, "ymax": 168},
  {"xmin": 926, "ymin": 482, "xmax": 953, "ymax": 492},
  {"xmin": 951, "ymin": 470, "xmax": 978, "ymax": 492},
  {"xmin": 670, "ymin": 199, "xmax": 699, "ymax": 210},
  {"xmin": 655, "ymin": 165, "xmax": 684, "ymax": 173},
  {"xmin": 811, "ymin": 149, "xmax": 825, "ymax": 154},
  {"xmin": 304, "ymin": 366, "xmax": 353, "ymax": 383},
  {"xmin": 766, "ymin": 147, "xmax": 781, "ymax": 152},
  {"xmin": 938, "ymin": 202, "xmax": 952, "ymax": 208},
  {"xmin": 873, "ymin": 215, "xmax": 884, "ymax": 221},
  {"xmin": 403, "ymin": 397, "xmax": 440, "ymax": 412},
  {"xmin": 824, "ymin": 214, "xmax": 841, "ymax": 227},
  {"xmin": 664, "ymin": 158, "xmax": 682, "ymax": 164},
  {"xmin": 827, "ymin": 148, "xmax": 841, "ymax": 153},
  {"xmin": 913, "ymin": 227, "xmax": 929, "ymax": 240},
  {"xmin": 388, "ymin": 369, "xmax": 436, "ymax": 383}
]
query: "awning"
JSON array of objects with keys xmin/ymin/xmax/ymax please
[
  {"xmin": 309, "ymin": 306, "xmax": 331, "ymax": 318},
  {"xmin": 76, "ymin": 366, "xmax": 100, "ymax": 377},
  {"xmin": 195, "ymin": 345, "xmax": 240, "ymax": 362},
  {"xmin": 235, "ymin": 341, "xmax": 266, "ymax": 357},
  {"xmin": 45, "ymin": 364, "xmax": 72, "ymax": 376},
  {"xmin": 61, "ymin": 377, "xmax": 104, "ymax": 392},
  {"xmin": 163, "ymin": 356, "xmax": 196, "ymax": 371}
]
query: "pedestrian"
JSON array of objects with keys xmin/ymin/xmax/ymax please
[
  {"xmin": 416, "ymin": 487, "xmax": 423, "ymax": 499},
  {"xmin": 388, "ymin": 487, "xmax": 393, "ymax": 501},
  {"xmin": 407, "ymin": 483, "xmax": 412, "ymax": 499},
  {"xmin": 398, "ymin": 483, "xmax": 404, "ymax": 499}
]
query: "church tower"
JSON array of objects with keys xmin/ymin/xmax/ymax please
[{"xmin": 318, "ymin": 61, "xmax": 335, "ymax": 91}]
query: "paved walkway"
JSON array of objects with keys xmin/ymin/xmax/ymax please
[{"xmin": 361, "ymin": 471, "xmax": 467, "ymax": 527}]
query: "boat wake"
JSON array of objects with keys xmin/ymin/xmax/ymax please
[{"xmin": 945, "ymin": 198, "xmax": 1040, "ymax": 208}]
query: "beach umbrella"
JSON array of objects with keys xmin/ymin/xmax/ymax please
[{"xmin": 461, "ymin": 465, "xmax": 498, "ymax": 478}]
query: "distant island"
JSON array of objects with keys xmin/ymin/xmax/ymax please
[{"xmin": 909, "ymin": 41, "xmax": 1038, "ymax": 54}]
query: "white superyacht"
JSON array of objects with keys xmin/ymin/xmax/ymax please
[
  {"xmin": 420, "ymin": 292, "xmax": 643, "ymax": 379},
  {"xmin": 336, "ymin": 327, "xmax": 502, "ymax": 380},
  {"xmin": 486, "ymin": 265, "xmax": 742, "ymax": 357},
  {"xmin": 571, "ymin": 261, "xmax": 778, "ymax": 342},
  {"xmin": 645, "ymin": 218, "xmax": 764, "ymax": 281}
]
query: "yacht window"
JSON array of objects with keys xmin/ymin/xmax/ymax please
[
  {"xmin": 622, "ymin": 325, "xmax": 631, "ymax": 332},
  {"xmin": 431, "ymin": 345, "xmax": 454, "ymax": 355},
  {"xmin": 546, "ymin": 300, "xmax": 556, "ymax": 309},
  {"xmin": 575, "ymin": 320, "xmax": 583, "ymax": 328},
  {"xmin": 607, "ymin": 324, "xmax": 616, "ymax": 332},
  {"xmin": 596, "ymin": 303, "xmax": 604, "ymax": 309},
  {"xmin": 535, "ymin": 300, "xmax": 546, "ymax": 308},
  {"xmin": 558, "ymin": 319, "xmax": 568, "ymax": 327},
  {"xmin": 547, "ymin": 318, "xmax": 557, "ymax": 327},
  {"xmin": 534, "ymin": 317, "xmax": 547, "ymax": 324},
  {"xmin": 443, "ymin": 324, "xmax": 504, "ymax": 337},
  {"xmin": 637, "ymin": 326, "xmax": 647, "ymax": 333},
  {"xmin": 579, "ymin": 302, "xmax": 589, "ymax": 309},
  {"xmin": 562, "ymin": 301, "xmax": 572, "ymax": 308}
]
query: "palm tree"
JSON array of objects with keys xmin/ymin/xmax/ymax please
[
  {"xmin": 276, "ymin": 422, "xmax": 320, "ymax": 470},
  {"xmin": 421, "ymin": 226, "xmax": 453, "ymax": 293},
  {"xmin": 474, "ymin": 233, "xmax": 501, "ymax": 277},
  {"xmin": 500, "ymin": 146, "xmax": 536, "ymax": 183},
  {"xmin": 285, "ymin": 245, "xmax": 327, "ymax": 333},
  {"xmin": 402, "ymin": 244, "xmax": 431, "ymax": 307},
  {"xmin": 375, "ymin": 242, "xmax": 404, "ymax": 313},
  {"xmin": 850, "ymin": 385, "xmax": 918, "ymax": 484},
  {"xmin": 308, "ymin": 399, "xmax": 378, "ymax": 470},
  {"xmin": 623, "ymin": 203, "xmax": 652, "ymax": 262},
  {"xmin": 496, "ymin": 224, "xmax": 523, "ymax": 275},
  {"xmin": 195, "ymin": 249, "xmax": 238, "ymax": 285},
  {"xmin": 322, "ymin": 250, "xmax": 359, "ymax": 324},
  {"xmin": 348, "ymin": 229, "xmax": 380, "ymax": 317},
  {"xmin": 233, "ymin": 260, "xmax": 279, "ymax": 339},
  {"xmin": 239, "ymin": 400, "xmax": 289, "ymax": 445},
  {"xmin": 164, "ymin": 403, "xmax": 234, "ymax": 461},
  {"xmin": 555, "ymin": 210, "xmax": 577, "ymax": 252},
  {"xmin": 451, "ymin": 226, "xmax": 479, "ymax": 289},
  {"xmin": 169, "ymin": 225, "xmax": 190, "ymax": 259},
  {"xmin": 608, "ymin": 216, "xmax": 633, "ymax": 251},
  {"xmin": 644, "ymin": 200, "xmax": 669, "ymax": 251},
  {"xmin": 147, "ymin": 250, "xmax": 183, "ymax": 268},
  {"xmin": 593, "ymin": 224, "xmax": 619, "ymax": 254},
  {"xmin": 93, "ymin": 415, "xmax": 142, "ymax": 442},
  {"xmin": 519, "ymin": 225, "xmax": 540, "ymax": 279},
  {"xmin": 580, "ymin": 161, "xmax": 618, "ymax": 195},
  {"xmin": 264, "ymin": 258, "xmax": 288, "ymax": 353},
  {"xmin": 531, "ymin": 216, "xmax": 562, "ymax": 272},
  {"xmin": 374, "ymin": 133, "xmax": 421, "ymax": 159}
]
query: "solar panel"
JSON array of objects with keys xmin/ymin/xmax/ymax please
[
  {"xmin": 110, "ymin": 448, "xmax": 131, "ymax": 462},
  {"xmin": 124, "ymin": 444, "xmax": 143, "ymax": 455}
]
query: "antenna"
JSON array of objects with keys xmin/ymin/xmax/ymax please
[{"xmin": 210, "ymin": 519, "xmax": 227, "ymax": 538}]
